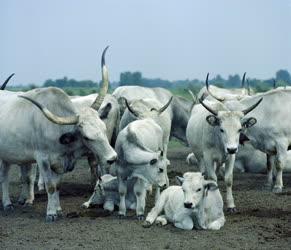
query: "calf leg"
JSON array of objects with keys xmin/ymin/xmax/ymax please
[
  {"xmin": 118, "ymin": 176, "xmax": 127, "ymax": 217},
  {"xmin": 88, "ymin": 155, "xmax": 98, "ymax": 188},
  {"xmin": 134, "ymin": 178, "xmax": 147, "ymax": 220},
  {"xmin": 224, "ymin": 154, "xmax": 236, "ymax": 212},
  {"xmin": 0, "ymin": 161, "xmax": 13, "ymax": 210},
  {"xmin": 156, "ymin": 215, "xmax": 168, "ymax": 226},
  {"xmin": 174, "ymin": 216, "xmax": 193, "ymax": 230},
  {"xmin": 19, "ymin": 164, "xmax": 37, "ymax": 205}
]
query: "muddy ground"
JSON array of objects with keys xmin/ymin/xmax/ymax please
[{"xmin": 0, "ymin": 145, "xmax": 291, "ymax": 250}]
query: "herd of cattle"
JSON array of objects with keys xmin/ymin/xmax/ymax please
[{"xmin": 0, "ymin": 47, "xmax": 290, "ymax": 230}]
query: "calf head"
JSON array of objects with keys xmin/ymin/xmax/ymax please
[{"xmin": 176, "ymin": 172, "xmax": 218, "ymax": 209}]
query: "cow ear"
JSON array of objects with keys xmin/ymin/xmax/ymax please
[
  {"xmin": 59, "ymin": 132, "xmax": 78, "ymax": 145},
  {"xmin": 175, "ymin": 176, "xmax": 184, "ymax": 185},
  {"xmin": 239, "ymin": 133, "xmax": 250, "ymax": 145},
  {"xmin": 203, "ymin": 180, "xmax": 218, "ymax": 191},
  {"xmin": 206, "ymin": 115, "xmax": 220, "ymax": 126},
  {"xmin": 99, "ymin": 103, "xmax": 112, "ymax": 120},
  {"xmin": 242, "ymin": 117, "xmax": 257, "ymax": 128}
]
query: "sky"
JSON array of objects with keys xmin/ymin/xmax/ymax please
[{"xmin": 0, "ymin": 0, "xmax": 291, "ymax": 85}]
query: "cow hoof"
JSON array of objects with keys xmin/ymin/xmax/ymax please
[
  {"xmin": 272, "ymin": 186, "xmax": 282, "ymax": 193},
  {"xmin": 226, "ymin": 207, "xmax": 237, "ymax": 213},
  {"xmin": 136, "ymin": 215, "xmax": 145, "ymax": 221},
  {"xmin": 46, "ymin": 214, "xmax": 58, "ymax": 222},
  {"xmin": 18, "ymin": 200, "xmax": 25, "ymax": 205},
  {"xmin": 57, "ymin": 210, "xmax": 63, "ymax": 218},
  {"xmin": 4, "ymin": 204, "xmax": 14, "ymax": 212},
  {"xmin": 81, "ymin": 202, "xmax": 90, "ymax": 209},
  {"xmin": 142, "ymin": 221, "xmax": 152, "ymax": 228}
]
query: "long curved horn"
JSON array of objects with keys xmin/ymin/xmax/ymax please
[
  {"xmin": 246, "ymin": 79, "xmax": 251, "ymax": 95},
  {"xmin": 198, "ymin": 97, "xmax": 218, "ymax": 116},
  {"xmin": 19, "ymin": 95, "xmax": 79, "ymax": 125},
  {"xmin": 188, "ymin": 89, "xmax": 197, "ymax": 103},
  {"xmin": 151, "ymin": 96, "xmax": 173, "ymax": 114},
  {"xmin": 205, "ymin": 73, "xmax": 224, "ymax": 102},
  {"xmin": 1, "ymin": 73, "xmax": 15, "ymax": 90},
  {"xmin": 242, "ymin": 97, "xmax": 263, "ymax": 115},
  {"xmin": 124, "ymin": 98, "xmax": 139, "ymax": 117},
  {"xmin": 241, "ymin": 72, "xmax": 246, "ymax": 88},
  {"xmin": 91, "ymin": 46, "xmax": 110, "ymax": 110},
  {"xmin": 273, "ymin": 79, "xmax": 276, "ymax": 89}
]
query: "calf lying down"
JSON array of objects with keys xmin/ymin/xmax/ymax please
[
  {"xmin": 143, "ymin": 172, "xmax": 225, "ymax": 230},
  {"xmin": 82, "ymin": 174, "xmax": 142, "ymax": 211}
]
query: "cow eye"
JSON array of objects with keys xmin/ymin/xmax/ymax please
[
  {"xmin": 220, "ymin": 129, "xmax": 224, "ymax": 133},
  {"xmin": 159, "ymin": 168, "xmax": 164, "ymax": 173},
  {"xmin": 196, "ymin": 188, "xmax": 201, "ymax": 192},
  {"xmin": 150, "ymin": 159, "xmax": 157, "ymax": 165}
]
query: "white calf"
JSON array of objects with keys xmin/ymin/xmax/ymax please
[{"xmin": 144, "ymin": 172, "xmax": 225, "ymax": 230}]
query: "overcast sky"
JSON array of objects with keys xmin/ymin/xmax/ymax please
[{"xmin": 1, "ymin": 0, "xmax": 290, "ymax": 85}]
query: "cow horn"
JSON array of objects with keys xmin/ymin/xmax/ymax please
[
  {"xmin": 247, "ymin": 79, "xmax": 251, "ymax": 95},
  {"xmin": 19, "ymin": 95, "xmax": 79, "ymax": 125},
  {"xmin": 124, "ymin": 98, "xmax": 139, "ymax": 117},
  {"xmin": 205, "ymin": 73, "xmax": 224, "ymax": 102},
  {"xmin": 91, "ymin": 46, "xmax": 110, "ymax": 110},
  {"xmin": 1, "ymin": 73, "xmax": 15, "ymax": 90},
  {"xmin": 151, "ymin": 96, "xmax": 173, "ymax": 114},
  {"xmin": 241, "ymin": 72, "xmax": 246, "ymax": 88},
  {"xmin": 242, "ymin": 97, "xmax": 263, "ymax": 115},
  {"xmin": 199, "ymin": 97, "xmax": 218, "ymax": 116},
  {"xmin": 188, "ymin": 90, "xmax": 197, "ymax": 103}
]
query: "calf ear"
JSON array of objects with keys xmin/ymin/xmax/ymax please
[
  {"xmin": 59, "ymin": 132, "xmax": 78, "ymax": 145},
  {"xmin": 99, "ymin": 103, "xmax": 112, "ymax": 120},
  {"xmin": 203, "ymin": 180, "xmax": 218, "ymax": 191},
  {"xmin": 242, "ymin": 117, "xmax": 257, "ymax": 128},
  {"xmin": 175, "ymin": 176, "xmax": 184, "ymax": 185},
  {"xmin": 206, "ymin": 115, "xmax": 220, "ymax": 126}
]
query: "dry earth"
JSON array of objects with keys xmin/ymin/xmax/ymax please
[{"xmin": 0, "ymin": 146, "xmax": 291, "ymax": 250}]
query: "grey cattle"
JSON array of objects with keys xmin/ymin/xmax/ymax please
[
  {"xmin": 116, "ymin": 118, "xmax": 168, "ymax": 219},
  {"xmin": 0, "ymin": 52, "xmax": 117, "ymax": 221},
  {"xmin": 144, "ymin": 172, "xmax": 225, "ymax": 230},
  {"xmin": 197, "ymin": 73, "xmax": 254, "ymax": 102},
  {"xmin": 186, "ymin": 80, "xmax": 262, "ymax": 211},
  {"xmin": 239, "ymin": 88, "xmax": 291, "ymax": 192},
  {"xmin": 113, "ymin": 86, "xmax": 192, "ymax": 144}
]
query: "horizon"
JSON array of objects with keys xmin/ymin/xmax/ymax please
[{"xmin": 1, "ymin": 0, "xmax": 290, "ymax": 86}]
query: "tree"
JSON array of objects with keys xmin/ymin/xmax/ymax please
[{"xmin": 276, "ymin": 69, "xmax": 291, "ymax": 84}]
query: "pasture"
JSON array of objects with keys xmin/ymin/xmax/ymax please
[{"xmin": 1, "ymin": 143, "xmax": 290, "ymax": 250}]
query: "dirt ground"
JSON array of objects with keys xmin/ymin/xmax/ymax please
[{"xmin": 0, "ymin": 146, "xmax": 291, "ymax": 250}]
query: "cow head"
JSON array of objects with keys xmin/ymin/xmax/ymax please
[
  {"xmin": 124, "ymin": 97, "xmax": 173, "ymax": 120},
  {"xmin": 199, "ymin": 73, "xmax": 263, "ymax": 155},
  {"xmin": 176, "ymin": 172, "xmax": 218, "ymax": 209},
  {"xmin": 19, "ymin": 46, "xmax": 117, "ymax": 165}
]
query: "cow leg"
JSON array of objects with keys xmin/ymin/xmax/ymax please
[
  {"xmin": 134, "ymin": 178, "xmax": 147, "ymax": 220},
  {"xmin": 118, "ymin": 176, "xmax": 127, "ymax": 217},
  {"xmin": 19, "ymin": 164, "xmax": 36, "ymax": 206},
  {"xmin": 88, "ymin": 155, "xmax": 98, "ymax": 188},
  {"xmin": 38, "ymin": 170, "xmax": 45, "ymax": 191},
  {"xmin": 265, "ymin": 154, "xmax": 274, "ymax": 190},
  {"xmin": 37, "ymin": 158, "xmax": 61, "ymax": 222},
  {"xmin": 273, "ymin": 146, "xmax": 287, "ymax": 193},
  {"xmin": 224, "ymin": 154, "xmax": 236, "ymax": 212},
  {"xmin": 203, "ymin": 154, "xmax": 217, "ymax": 182},
  {"xmin": 0, "ymin": 161, "xmax": 13, "ymax": 211}
]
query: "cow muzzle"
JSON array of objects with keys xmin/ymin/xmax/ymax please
[{"xmin": 227, "ymin": 147, "xmax": 238, "ymax": 154}]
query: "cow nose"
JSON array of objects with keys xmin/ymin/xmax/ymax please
[
  {"xmin": 227, "ymin": 147, "xmax": 238, "ymax": 154},
  {"xmin": 184, "ymin": 202, "xmax": 193, "ymax": 209}
]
